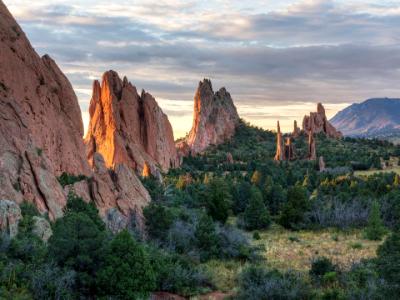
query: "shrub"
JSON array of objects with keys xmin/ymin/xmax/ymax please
[
  {"xmin": 64, "ymin": 192, "xmax": 105, "ymax": 231},
  {"xmin": 242, "ymin": 187, "xmax": 271, "ymax": 230},
  {"xmin": 253, "ymin": 231, "xmax": 261, "ymax": 240},
  {"xmin": 310, "ymin": 257, "xmax": 336, "ymax": 280},
  {"xmin": 96, "ymin": 230, "xmax": 156, "ymax": 299},
  {"xmin": 57, "ymin": 172, "xmax": 86, "ymax": 188},
  {"xmin": 237, "ymin": 265, "xmax": 312, "ymax": 300}
]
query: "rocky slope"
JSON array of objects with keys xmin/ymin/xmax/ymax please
[
  {"xmin": 84, "ymin": 71, "xmax": 179, "ymax": 176},
  {"xmin": 178, "ymin": 79, "xmax": 240, "ymax": 155},
  {"xmin": 330, "ymin": 98, "xmax": 400, "ymax": 138},
  {"xmin": 302, "ymin": 103, "xmax": 342, "ymax": 139},
  {"xmin": 0, "ymin": 2, "xmax": 150, "ymax": 229}
]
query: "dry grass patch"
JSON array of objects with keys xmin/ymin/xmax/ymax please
[{"xmin": 255, "ymin": 225, "xmax": 383, "ymax": 271}]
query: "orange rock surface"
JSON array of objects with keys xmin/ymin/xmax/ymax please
[{"xmin": 85, "ymin": 71, "xmax": 179, "ymax": 175}]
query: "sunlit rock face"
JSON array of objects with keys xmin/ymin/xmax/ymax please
[
  {"xmin": 0, "ymin": 2, "xmax": 150, "ymax": 229},
  {"xmin": 85, "ymin": 71, "xmax": 179, "ymax": 175},
  {"xmin": 302, "ymin": 103, "xmax": 342, "ymax": 139},
  {"xmin": 179, "ymin": 79, "xmax": 240, "ymax": 155}
]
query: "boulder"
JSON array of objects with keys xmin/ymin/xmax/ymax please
[
  {"xmin": 0, "ymin": 199, "xmax": 22, "ymax": 238},
  {"xmin": 32, "ymin": 216, "xmax": 52, "ymax": 242}
]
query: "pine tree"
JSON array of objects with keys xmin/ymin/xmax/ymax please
[
  {"xmin": 243, "ymin": 186, "xmax": 271, "ymax": 230},
  {"xmin": 364, "ymin": 201, "xmax": 386, "ymax": 241}
]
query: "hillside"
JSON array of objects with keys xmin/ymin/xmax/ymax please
[{"xmin": 330, "ymin": 98, "xmax": 400, "ymax": 139}]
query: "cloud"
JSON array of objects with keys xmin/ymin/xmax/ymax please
[{"xmin": 3, "ymin": 0, "xmax": 400, "ymax": 137}]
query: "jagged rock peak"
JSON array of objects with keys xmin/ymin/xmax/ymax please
[
  {"xmin": 0, "ymin": 3, "xmax": 150, "ymax": 231},
  {"xmin": 181, "ymin": 78, "xmax": 240, "ymax": 154},
  {"xmin": 85, "ymin": 70, "xmax": 179, "ymax": 174},
  {"xmin": 302, "ymin": 103, "xmax": 342, "ymax": 139}
]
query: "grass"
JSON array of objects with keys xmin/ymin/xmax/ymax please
[
  {"xmin": 355, "ymin": 166, "xmax": 400, "ymax": 176},
  {"xmin": 254, "ymin": 224, "xmax": 383, "ymax": 272},
  {"xmin": 201, "ymin": 224, "xmax": 384, "ymax": 294}
]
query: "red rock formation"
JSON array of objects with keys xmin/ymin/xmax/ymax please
[
  {"xmin": 142, "ymin": 162, "xmax": 151, "ymax": 178},
  {"xmin": 85, "ymin": 71, "xmax": 179, "ymax": 174},
  {"xmin": 274, "ymin": 121, "xmax": 285, "ymax": 161},
  {"xmin": 302, "ymin": 103, "xmax": 342, "ymax": 139},
  {"xmin": 292, "ymin": 120, "xmax": 301, "ymax": 137},
  {"xmin": 0, "ymin": 2, "xmax": 150, "ymax": 229},
  {"xmin": 319, "ymin": 156, "xmax": 326, "ymax": 171},
  {"xmin": 308, "ymin": 132, "xmax": 317, "ymax": 160},
  {"xmin": 284, "ymin": 137, "xmax": 295, "ymax": 161},
  {"xmin": 0, "ymin": 2, "xmax": 90, "ymax": 219},
  {"xmin": 226, "ymin": 152, "xmax": 234, "ymax": 164},
  {"xmin": 180, "ymin": 79, "xmax": 240, "ymax": 155}
]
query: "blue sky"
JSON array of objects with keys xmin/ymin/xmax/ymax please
[{"xmin": 4, "ymin": 0, "xmax": 400, "ymax": 137}]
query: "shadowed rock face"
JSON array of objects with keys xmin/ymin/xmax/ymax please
[
  {"xmin": 0, "ymin": 2, "xmax": 150, "ymax": 229},
  {"xmin": 0, "ymin": 1, "xmax": 89, "ymax": 219},
  {"xmin": 85, "ymin": 71, "xmax": 179, "ymax": 175},
  {"xmin": 179, "ymin": 79, "xmax": 240, "ymax": 155},
  {"xmin": 302, "ymin": 103, "xmax": 342, "ymax": 139}
]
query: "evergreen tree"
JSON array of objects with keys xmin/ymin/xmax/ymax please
[
  {"xmin": 376, "ymin": 230, "xmax": 400, "ymax": 296},
  {"xmin": 364, "ymin": 201, "xmax": 386, "ymax": 241},
  {"xmin": 96, "ymin": 230, "xmax": 156, "ymax": 298},
  {"xmin": 204, "ymin": 177, "xmax": 232, "ymax": 223},
  {"xmin": 243, "ymin": 186, "xmax": 271, "ymax": 230},
  {"xmin": 48, "ymin": 212, "xmax": 106, "ymax": 296},
  {"xmin": 279, "ymin": 186, "xmax": 309, "ymax": 229},
  {"xmin": 144, "ymin": 202, "xmax": 174, "ymax": 241},
  {"xmin": 194, "ymin": 213, "xmax": 219, "ymax": 261}
]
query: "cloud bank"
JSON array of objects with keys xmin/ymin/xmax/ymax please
[{"xmin": 4, "ymin": 0, "xmax": 400, "ymax": 136}]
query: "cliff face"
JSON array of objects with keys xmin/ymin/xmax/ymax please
[
  {"xmin": 0, "ymin": 2, "xmax": 90, "ymax": 219},
  {"xmin": 85, "ymin": 71, "xmax": 179, "ymax": 175},
  {"xmin": 180, "ymin": 79, "xmax": 240, "ymax": 155},
  {"xmin": 302, "ymin": 103, "xmax": 342, "ymax": 139},
  {"xmin": 0, "ymin": 2, "xmax": 150, "ymax": 228}
]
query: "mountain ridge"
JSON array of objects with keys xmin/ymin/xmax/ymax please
[{"xmin": 330, "ymin": 98, "xmax": 400, "ymax": 138}]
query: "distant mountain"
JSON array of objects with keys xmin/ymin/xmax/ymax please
[{"xmin": 330, "ymin": 98, "xmax": 400, "ymax": 139}]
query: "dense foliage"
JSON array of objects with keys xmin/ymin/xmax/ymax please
[{"xmin": 2, "ymin": 121, "xmax": 400, "ymax": 298}]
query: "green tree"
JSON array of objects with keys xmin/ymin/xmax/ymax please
[
  {"xmin": 204, "ymin": 177, "xmax": 232, "ymax": 223},
  {"xmin": 364, "ymin": 201, "xmax": 386, "ymax": 240},
  {"xmin": 194, "ymin": 213, "xmax": 219, "ymax": 261},
  {"xmin": 96, "ymin": 230, "xmax": 156, "ymax": 298},
  {"xmin": 376, "ymin": 230, "xmax": 400, "ymax": 295},
  {"xmin": 251, "ymin": 170, "xmax": 262, "ymax": 185},
  {"xmin": 64, "ymin": 192, "xmax": 105, "ymax": 231},
  {"xmin": 279, "ymin": 186, "xmax": 309, "ymax": 229},
  {"xmin": 143, "ymin": 202, "xmax": 174, "ymax": 241},
  {"xmin": 243, "ymin": 187, "xmax": 271, "ymax": 230},
  {"xmin": 48, "ymin": 212, "xmax": 106, "ymax": 297}
]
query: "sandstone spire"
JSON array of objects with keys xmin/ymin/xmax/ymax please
[
  {"xmin": 178, "ymin": 79, "xmax": 240, "ymax": 155},
  {"xmin": 302, "ymin": 103, "xmax": 342, "ymax": 138},
  {"xmin": 0, "ymin": 2, "xmax": 150, "ymax": 230},
  {"xmin": 292, "ymin": 120, "xmax": 301, "ymax": 137},
  {"xmin": 285, "ymin": 137, "xmax": 295, "ymax": 161},
  {"xmin": 274, "ymin": 121, "xmax": 285, "ymax": 161},
  {"xmin": 85, "ymin": 71, "xmax": 179, "ymax": 174},
  {"xmin": 308, "ymin": 132, "xmax": 317, "ymax": 160}
]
